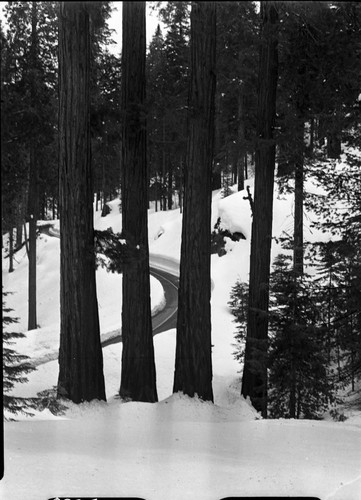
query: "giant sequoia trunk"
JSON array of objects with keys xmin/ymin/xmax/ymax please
[
  {"xmin": 241, "ymin": 2, "xmax": 279, "ymax": 417},
  {"xmin": 57, "ymin": 2, "xmax": 106, "ymax": 403},
  {"xmin": 120, "ymin": 2, "xmax": 158, "ymax": 403},
  {"xmin": 173, "ymin": 2, "xmax": 216, "ymax": 402}
]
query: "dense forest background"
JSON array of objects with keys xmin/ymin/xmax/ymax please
[{"xmin": 3, "ymin": 1, "xmax": 358, "ymax": 230}]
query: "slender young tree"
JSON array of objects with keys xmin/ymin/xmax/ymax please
[
  {"xmin": 57, "ymin": 2, "xmax": 106, "ymax": 403},
  {"xmin": 27, "ymin": 1, "xmax": 39, "ymax": 331},
  {"xmin": 241, "ymin": 1, "xmax": 279, "ymax": 417},
  {"xmin": 173, "ymin": 2, "xmax": 216, "ymax": 402},
  {"xmin": 120, "ymin": 1, "xmax": 158, "ymax": 403}
]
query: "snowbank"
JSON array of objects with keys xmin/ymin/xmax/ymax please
[{"xmin": 2, "ymin": 172, "xmax": 361, "ymax": 500}]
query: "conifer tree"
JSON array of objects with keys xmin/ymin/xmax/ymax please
[
  {"xmin": 215, "ymin": 1, "xmax": 259, "ymax": 190},
  {"xmin": 2, "ymin": 1, "xmax": 58, "ymax": 328},
  {"xmin": 241, "ymin": 1, "xmax": 279, "ymax": 417},
  {"xmin": 120, "ymin": 1, "xmax": 158, "ymax": 402},
  {"xmin": 146, "ymin": 24, "xmax": 167, "ymax": 210},
  {"xmin": 229, "ymin": 280, "xmax": 249, "ymax": 363},
  {"xmin": 267, "ymin": 254, "xmax": 331, "ymax": 419},
  {"xmin": 149, "ymin": 2, "xmax": 190, "ymax": 210},
  {"xmin": 230, "ymin": 255, "xmax": 333, "ymax": 419},
  {"xmin": 89, "ymin": 1, "xmax": 121, "ymax": 209},
  {"xmin": 57, "ymin": 1, "xmax": 106, "ymax": 403},
  {"xmin": 91, "ymin": 48, "xmax": 121, "ymax": 209},
  {"xmin": 276, "ymin": 2, "xmax": 361, "ymax": 285},
  {"xmin": 315, "ymin": 240, "xmax": 361, "ymax": 391},
  {"xmin": 310, "ymin": 153, "xmax": 361, "ymax": 392},
  {"xmin": 3, "ymin": 293, "xmax": 36, "ymax": 418},
  {"xmin": 173, "ymin": 1, "xmax": 216, "ymax": 402}
]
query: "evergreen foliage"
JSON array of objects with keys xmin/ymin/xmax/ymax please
[
  {"xmin": 94, "ymin": 228, "xmax": 147, "ymax": 274},
  {"xmin": 277, "ymin": 2, "xmax": 361, "ymax": 167},
  {"xmin": 308, "ymin": 154, "xmax": 361, "ymax": 394},
  {"xmin": 2, "ymin": 0, "xmax": 361, "ymax": 417},
  {"xmin": 221, "ymin": 166, "xmax": 233, "ymax": 198},
  {"xmin": 3, "ymin": 293, "xmax": 36, "ymax": 419},
  {"xmin": 215, "ymin": 1, "xmax": 259, "ymax": 185},
  {"xmin": 146, "ymin": 23, "xmax": 168, "ymax": 209},
  {"xmin": 147, "ymin": 3, "xmax": 190, "ymax": 210},
  {"xmin": 230, "ymin": 253, "xmax": 333, "ymax": 419},
  {"xmin": 314, "ymin": 240, "xmax": 361, "ymax": 392},
  {"xmin": 267, "ymin": 254, "xmax": 331, "ymax": 419},
  {"xmin": 211, "ymin": 217, "xmax": 245, "ymax": 257},
  {"xmin": 228, "ymin": 280, "xmax": 249, "ymax": 363},
  {"xmin": 241, "ymin": 1, "xmax": 279, "ymax": 418},
  {"xmin": 89, "ymin": 2, "xmax": 121, "ymax": 207},
  {"xmin": 2, "ymin": 1, "xmax": 58, "ymax": 223}
]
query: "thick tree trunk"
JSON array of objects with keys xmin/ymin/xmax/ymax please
[
  {"xmin": 241, "ymin": 2, "xmax": 279, "ymax": 418},
  {"xmin": 120, "ymin": 1, "xmax": 157, "ymax": 403},
  {"xmin": 57, "ymin": 2, "xmax": 106, "ymax": 403},
  {"xmin": 173, "ymin": 2, "xmax": 216, "ymax": 402}
]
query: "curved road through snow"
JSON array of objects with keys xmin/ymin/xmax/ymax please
[
  {"xmin": 102, "ymin": 264, "xmax": 179, "ymax": 347},
  {"xmin": 41, "ymin": 224, "xmax": 179, "ymax": 348}
]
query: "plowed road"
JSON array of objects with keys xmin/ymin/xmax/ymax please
[
  {"xmin": 102, "ymin": 265, "xmax": 179, "ymax": 347},
  {"xmin": 41, "ymin": 224, "xmax": 179, "ymax": 349}
]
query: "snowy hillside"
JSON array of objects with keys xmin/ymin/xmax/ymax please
[{"xmin": 2, "ymin": 180, "xmax": 361, "ymax": 500}]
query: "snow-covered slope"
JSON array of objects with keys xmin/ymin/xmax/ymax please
[
  {"xmin": 2, "ymin": 180, "xmax": 361, "ymax": 500},
  {"xmin": 2, "ymin": 205, "xmax": 166, "ymax": 364}
]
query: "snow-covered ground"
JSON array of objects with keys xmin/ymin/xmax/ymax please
[{"xmin": 2, "ymin": 179, "xmax": 361, "ymax": 500}]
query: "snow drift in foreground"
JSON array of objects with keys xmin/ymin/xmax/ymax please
[
  {"xmin": 2, "ymin": 388, "xmax": 361, "ymax": 500},
  {"xmin": 2, "ymin": 183, "xmax": 361, "ymax": 500}
]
